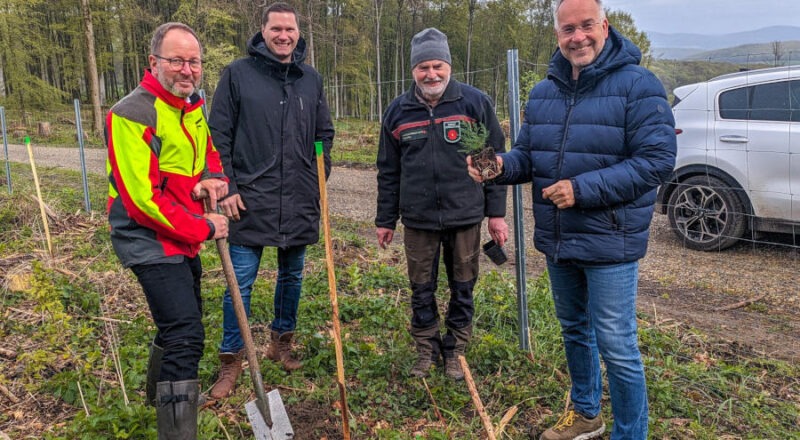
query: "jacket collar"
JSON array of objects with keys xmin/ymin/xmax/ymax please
[{"xmin": 140, "ymin": 69, "xmax": 203, "ymax": 112}]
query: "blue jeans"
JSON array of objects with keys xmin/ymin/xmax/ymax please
[
  {"xmin": 219, "ymin": 244, "xmax": 306, "ymax": 353},
  {"xmin": 546, "ymin": 259, "xmax": 648, "ymax": 440}
]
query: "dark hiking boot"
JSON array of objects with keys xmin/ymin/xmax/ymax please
[
  {"xmin": 443, "ymin": 324, "xmax": 472, "ymax": 380},
  {"xmin": 409, "ymin": 325, "xmax": 442, "ymax": 378},
  {"xmin": 208, "ymin": 349, "xmax": 245, "ymax": 400},
  {"xmin": 539, "ymin": 410, "xmax": 605, "ymax": 440},
  {"xmin": 156, "ymin": 379, "xmax": 199, "ymax": 440},
  {"xmin": 266, "ymin": 331, "xmax": 302, "ymax": 371}
]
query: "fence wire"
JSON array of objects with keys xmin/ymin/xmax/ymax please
[{"xmin": 1, "ymin": 51, "xmax": 798, "ymax": 365}]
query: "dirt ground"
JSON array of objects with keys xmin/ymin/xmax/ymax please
[{"xmin": 6, "ymin": 144, "xmax": 800, "ymax": 363}]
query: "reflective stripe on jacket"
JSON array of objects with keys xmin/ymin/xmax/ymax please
[{"xmin": 106, "ymin": 70, "xmax": 226, "ymax": 267}]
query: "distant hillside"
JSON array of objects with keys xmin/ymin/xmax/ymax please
[
  {"xmin": 647, "ymin": 26, "xmax": 800, "ymax": 61},
  {"xmin": 651, "ymin": 48, "xmax": 705, "ymax": 60},
  {"xmin": 682, "ymin": 41, "xmax": 800, "ymax": 65},
  {"xmin": 648, "ymin": 26, "xmax": 800, "ymax": 51}
]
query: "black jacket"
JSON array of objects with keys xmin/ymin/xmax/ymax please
[
  {"xmin": 209, "ymin": 32, "xmax": 335, "ymax": 248},
  {"xmin": 376, "ymin": 80, "xmax": 507, "ymax": 231}
]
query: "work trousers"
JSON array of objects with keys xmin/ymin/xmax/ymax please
[
  {"xmin": 131, "ymin": 256, "xmax": 204, "ymax": 381},
  {"xmin": 404, "ymin": 224, "xmax": 480, "ymax": 330}
]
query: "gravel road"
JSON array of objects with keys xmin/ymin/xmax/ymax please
[{"xmin": 6, "ymin": 143, "xmax": 799, "ymax": 361}]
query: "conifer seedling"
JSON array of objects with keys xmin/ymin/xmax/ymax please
[{"xmin": 459, "ymin": 121, "xmax": 501, "ymax": 179}]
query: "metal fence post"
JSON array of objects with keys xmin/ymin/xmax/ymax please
[
  {"xmin": 1, "ymin": 107, "xmax": 11, "ymax": 194},
  {"xmin": 507, "ymin": 49, "xmax": 529, "ymax": 351},
  {"xmin": 74, "ymin": 99, "xmax": 91, "ymax": 212},
  {"xmin": 199, "ymin": 89, "xmax": 208, "ymax": 118}
]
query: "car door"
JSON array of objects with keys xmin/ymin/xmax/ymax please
[
  {"xmin": 790, "ymin": 80, "xmax": 800, "ymax": 223},
  {"xmin": 715, "ymin": 79, "xmax": 793, "ymax": 221}
]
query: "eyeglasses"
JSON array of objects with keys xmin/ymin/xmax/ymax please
[
  {"xmin": 556, "ymin": 20, "xmax": 602, "ymax": 38},
  {"xmin": 153, "ymin": 54, "xmax": 203, "ymax": 72}
]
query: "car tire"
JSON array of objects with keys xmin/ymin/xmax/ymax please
[{"xmin": 666, "ymin": 175, "xmax": 747, "ymax": 251}]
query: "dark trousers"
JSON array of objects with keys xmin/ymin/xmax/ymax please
[
  {"xmin": 404, "ymin": 224, "xmax": 480, "ymax": 330},
  {"xmin": 131, "ymin": 256, "xmax": 205, "ymax": 381}
]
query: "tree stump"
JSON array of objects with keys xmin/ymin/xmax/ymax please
[{"xmin": 38, "ymin": 122, "xmax": 52, "ymax": 137}]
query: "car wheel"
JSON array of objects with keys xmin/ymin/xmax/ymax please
[{"xmin": 667, "ymin": 175, "xmax": 747, "ymax": 251}]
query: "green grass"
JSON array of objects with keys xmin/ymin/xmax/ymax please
[
  {"xmin": 330, "ymin": 118, "xmax": 380, "ymax": 167},
  {"xmin": 1, "ymin": 164, "xmax": 799, "ymax": 439}
]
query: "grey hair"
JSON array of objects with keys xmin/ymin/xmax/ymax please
[
  {"xmin": 150, "ymin": 22, "xmax": 203, "ymax": 56},
  {"xmin": 553, "ymin": 0, "xmax": 606, "ymax": 29}
]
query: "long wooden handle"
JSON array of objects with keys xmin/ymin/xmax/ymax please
[
  {"xmin": 315, "ymin": 142, "xmax": 350, "ymax": 440},
  {"xmin": 205, "ymin": 199, "xmax": 272, "ymax": 427},
  {"xmin": 459, "ymin": 355, "xmax": 497, "ymax": 440},
  {"xmin": 25, "ymin": 137, "xmax": 53, "ymax": 258}
]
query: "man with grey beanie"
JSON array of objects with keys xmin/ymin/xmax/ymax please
[{"xmin": 376, "ymin": 27, "xmax": 508, "ymax": 380}]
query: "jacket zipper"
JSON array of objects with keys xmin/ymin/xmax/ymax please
[
  {"xmin": 179, "ymin": 107, "xmax": 198, "ymax": 176},
  {"xmin": 428, "ymin": 106, "xmax": 444, "ymax": 228},
  {"xmin": 554, "ymin": 90, "xmax": 577, "ymax": 260}
]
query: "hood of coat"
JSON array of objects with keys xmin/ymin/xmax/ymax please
[
  {"xmin": 246, "ymin": 30, "xmax": 308, "ymax": 75},
  {"xmin": 548, "ymin": 26, "xmax": 641, "ymax": 92}
]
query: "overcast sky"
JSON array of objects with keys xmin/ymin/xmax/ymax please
[{"xmin": 601, "ymin": 0, "xmax": 800, "ymax": 35}]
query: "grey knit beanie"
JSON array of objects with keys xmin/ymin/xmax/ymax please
[{"xmin": 410, "ymin": 28, "xmax": 451, "ymax": 67}]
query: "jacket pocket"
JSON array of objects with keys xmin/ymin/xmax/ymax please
[{"xmin": 608, "ymin": 206, "xmax": 623, "ymax": 231}]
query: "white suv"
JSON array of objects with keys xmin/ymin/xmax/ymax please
[{"xmin": 656, "ymin": 66, "xmax": 800, "ymax": 251}]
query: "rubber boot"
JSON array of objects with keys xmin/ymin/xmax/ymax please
[
  {"xmin": 146, "ymin": 342, "xmax": 163, "ymax": 407},
  {"xmin": 409, "ymin": 325, "xmax": 443, "ymax": 378},
  {"xmin": 266, "ymin": 331, "xmax": 302, "ymax": 371},
  {"xmin": 156, "ymin": 379, "xmax": 199, "ymax": 440},
  {"xmin": 443, "ymin": 324, "xmax": 473, "ymax": 380},
  {"xmin": 208, "ymin": 349, "xmax": 245, "ymax": 399}
]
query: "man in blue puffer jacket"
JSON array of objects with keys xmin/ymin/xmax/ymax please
[{"xmin": 469, "ymin": 0, "xmax": 676, "ymax": 438}]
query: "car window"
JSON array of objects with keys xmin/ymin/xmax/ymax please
[
  {"xmin": 791, "ymin": 80, "xmax": 800, "ymax": 122},
  {"xmin": 719, "ymin": 80, "xmax": 797, "ymax": 122},
  {"xmin": 719, "ymin": 87, "xmax": 749, "ymax": 120},
  {"xmin": 750, "ymin": 81, "xmax": 791, "ymax": 122}
]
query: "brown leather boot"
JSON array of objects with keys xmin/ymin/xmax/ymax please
[
  {"xmin": 208, "ymin": 350, "xmax": 244, "ymax": 399},
  {"xmin": 266, "ymin": 331, "xmax": 302, "ymax": 371},
  {"xmin": 409, "ymin": 325, "xmax": 442, "ymax": 378},
  {"xmin": 443, "ymin": 324, "xmax": 473, "ymax": 380}
]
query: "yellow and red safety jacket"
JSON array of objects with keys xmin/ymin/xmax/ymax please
[{"xmin": 106, "ymin": 70, "xmax": 227, "ymax": 267}]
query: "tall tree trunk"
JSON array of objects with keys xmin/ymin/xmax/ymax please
[
  {"xmin": 80, "ymin": 0, "xmax": 103, "ymax": 134},
  {"xmin": 305, "ymin": 0, "xmax": 316, "ymax": 68},
  {"xmin": 465, "ymin": 0, "xmax": 476, "ymax": 84},
  {"xmin": 394, "ymin": 0, "xmax": 404, "ymax": 98},
  {"xmin": 373, "ymin": 0, "xmax": 384, "ymax": 122}
]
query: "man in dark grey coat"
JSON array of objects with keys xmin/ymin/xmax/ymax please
[{"xmin": 207, "ymin": 1, "xmax": 334, "ymax": 399}]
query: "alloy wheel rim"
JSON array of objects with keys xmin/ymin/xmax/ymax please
[{"xmin": 672, "ymin": 185, "xmax": 729, "ymax": 244}]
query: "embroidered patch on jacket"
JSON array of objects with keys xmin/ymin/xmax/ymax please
[
  {"xmin": 443, "ymin": 120, "xmax": 461, "ymax": 143},
  {"xmin": 400, "ymin": 128, "xmax": 428, "ymax": 142}
]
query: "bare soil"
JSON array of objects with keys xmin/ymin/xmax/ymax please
[{"xmin": 6, "ymin": 144, "xmax": 800, "ymax": 363}]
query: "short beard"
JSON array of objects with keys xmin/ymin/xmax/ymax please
[
  {"xmin": 417, "ymin": 75, "xmax": 450, "ymax": 104},
  {"xmin": 168, "ymin": 82, "xmax": 195, "ymax": 98},
  {"xmin": 156, "ymin": 65, "xmax": 198, "ymax": 98}
]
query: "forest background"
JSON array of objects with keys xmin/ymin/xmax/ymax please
[{"xmin": 0, "ymin": 0, "xmax": 660, "ymax": 134}]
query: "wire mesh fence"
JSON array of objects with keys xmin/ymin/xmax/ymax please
[{"xmin": 1, "ymin": 51, "xmax": 798, "ymax": 363}]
